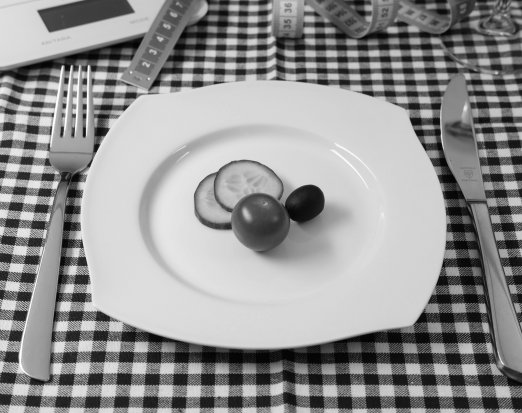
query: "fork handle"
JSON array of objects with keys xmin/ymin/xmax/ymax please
[
  {"xmin": 19, "ymin": 173, "xmax": 72, "ymax": 382},
  {"xmin": 469, "ymin": 201, "xmax": 522, "ymax": 382}
]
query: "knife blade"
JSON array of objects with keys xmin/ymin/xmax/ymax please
[{"xmin": 441, "ymin": 73, "xmax": 522, "ymax": 383}]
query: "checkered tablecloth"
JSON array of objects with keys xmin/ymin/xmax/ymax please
[{"xmin": 2, "ymin": 0, "xmax": 522, "ymax": 410}]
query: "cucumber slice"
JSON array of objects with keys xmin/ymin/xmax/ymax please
[
  {"xmin": 194, "ymin": 173, "xmax": 232, "ymax": 229},
  {"xmin": 214, "ymin": 160, "xmax": 284, "ymax": 211}
]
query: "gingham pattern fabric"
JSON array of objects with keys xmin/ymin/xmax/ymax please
[{"xmin": 2, "ymin": 0, "xmax": 522, "ymax": 411}]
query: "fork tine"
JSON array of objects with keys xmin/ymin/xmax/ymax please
[
  {"xmin": 50, "ymin": 66, "xmax": 65, "ymax": 141},
  {"xmin": 62, "ymin": 65, "xmax": 74, "ymax": 138},
  {"xmin": 85, "ymin": 65, "xmax": 94, "ymax": 143},
  {"xmin": 74, "ymin": 66, "xmax": 83, "ymax": 139}
]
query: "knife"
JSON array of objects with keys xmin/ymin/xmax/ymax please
[{"xmin": 441, "ymin": 73, "xmax": 522, "ymax": 382}]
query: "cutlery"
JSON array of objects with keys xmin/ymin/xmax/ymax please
[
  {"xmin": 19, "ymin": 65, "xmax": 94, "ymax": 382},
  {"xmin": 441, "ymin": 73, "xmax": 522, "ymax": 382}
]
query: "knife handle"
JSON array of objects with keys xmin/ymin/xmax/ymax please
[{"xmin": 469, "ymin": 202, "xmax": 522, "ymax": 382}]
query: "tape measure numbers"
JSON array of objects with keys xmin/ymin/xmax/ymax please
[
  {"xmin": 272, "ymin": 0, "xmax": 305, "ymax": 38},
  {"xmin": 272, "ymin": 0, "xmax": 476, "ymax": 39},
  {"xmin": 120, "ymin": 0, "xmax": 208, "ymax": 90}
]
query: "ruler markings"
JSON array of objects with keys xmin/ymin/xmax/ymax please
[{"xmin": 120, "ymin": 0, "xmax": 201, "ymax": 90}]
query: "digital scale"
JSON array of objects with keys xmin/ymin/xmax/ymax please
[{"xmin": 0, "ymin": 0, "xmax": 207, "ymax": 72}]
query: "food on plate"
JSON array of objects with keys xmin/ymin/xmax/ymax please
[
  {"xmin": 194, "ymin": 173, "xmax": 232, "ymax": 229},
  {"xmin": 231, "ymin": 193, "xmax": 290, "ymax": 252},
  {"xmin": 285, "ymin": 184, "xmax": 325, "ymax": 222},
  {"xmin": 194, "ymin": 160, "xmax": 325, "ymax": 251},
  {"xmin": 214, "ymin": 160, "xmax": 284, "ymax": 211}
]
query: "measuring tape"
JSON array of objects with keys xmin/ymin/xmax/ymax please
[
  {"xmin": 272, "ymin": 0, "xmax": 305, "ymax": 38},
  {"xmin": 272, "ymin": 0, "xmax": 475, "ymax": 39},
  {"xmin": 122, "ymin": 0, "xmax": 475, "ymax": 88},
  {"xmin": 120, "ymin": 0, "xmax": 208, "ymax": 90}
]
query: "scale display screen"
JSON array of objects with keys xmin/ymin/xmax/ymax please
[{"xmin": 38, "ymin": 0, "xmax": 134, "ymax": 32}]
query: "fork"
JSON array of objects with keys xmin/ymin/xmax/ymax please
[{"xmin": 19, "ymin": 66, "xmax": 94, "ymax": 382}]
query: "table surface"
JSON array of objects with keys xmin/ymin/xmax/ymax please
[{"xmin": 2, "ymin": 0, "xmax": 522, "ymax": 411}]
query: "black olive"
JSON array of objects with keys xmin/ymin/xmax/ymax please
[{"xmin": 285, "ymin": 185, "xmax": 325, "ymax": 222}]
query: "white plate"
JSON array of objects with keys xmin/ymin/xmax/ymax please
[{"xmin": 82, "ymin": 81, "xmax": 446, "ymax": 349}]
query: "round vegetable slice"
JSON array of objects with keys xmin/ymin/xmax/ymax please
[
  {"xmin": 214, "ymin": 160, "xmax": 284, "ymax": 211},
  {"xmin": 194, "ymin": 173, "xmax": 232, "ymax": 229}
]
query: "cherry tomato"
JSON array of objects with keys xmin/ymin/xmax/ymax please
[{"xmin": 231, "ymin": 193, "xmax": 290, "ymax": 252}]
